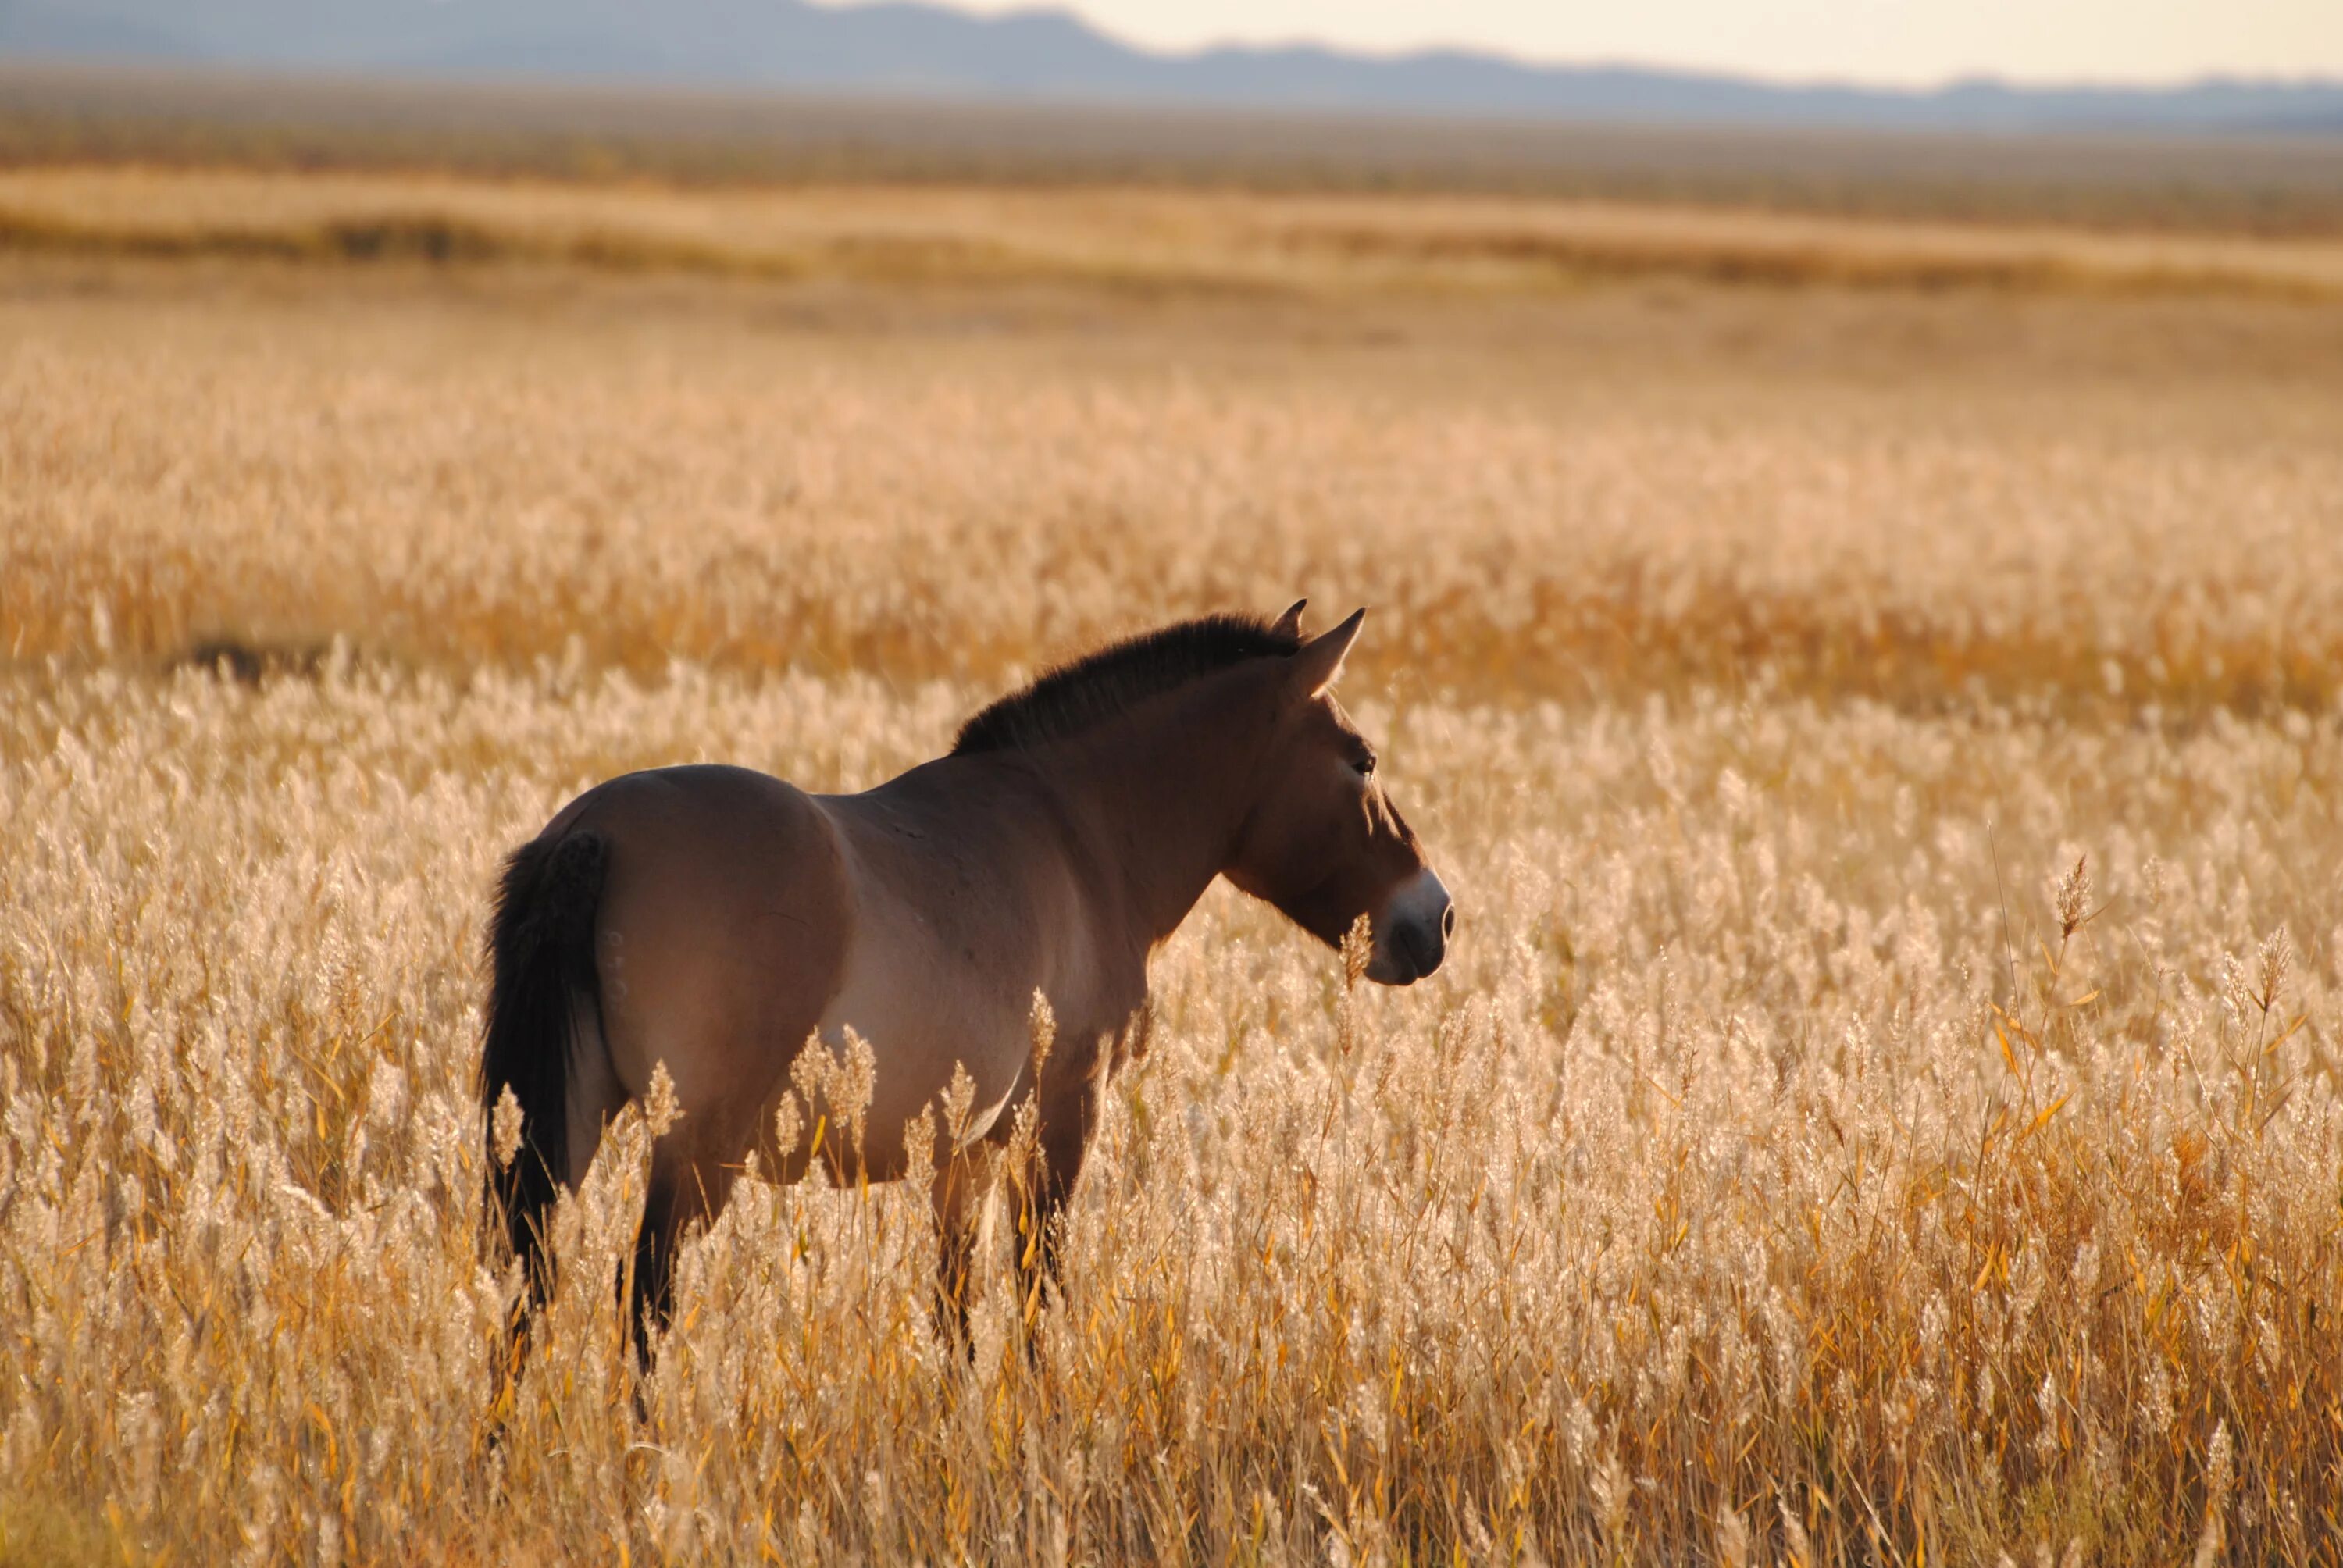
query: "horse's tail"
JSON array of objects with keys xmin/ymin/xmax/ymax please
[{"xmin": 480, "ymin": 829, "xmax": 608, "ymax": 1302}]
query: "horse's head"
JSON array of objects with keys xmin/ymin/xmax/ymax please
[{"xmin": 1226, "ymin": 602, "xmax": 1454, "ymax": 985}]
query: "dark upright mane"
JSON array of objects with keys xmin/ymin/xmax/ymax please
[{"xmin": 953, "ymin": 614, "xmax": 1301, "ymax": 755}]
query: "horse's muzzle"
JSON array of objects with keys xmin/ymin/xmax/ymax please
[{"xmin": 1368, "ymin": 869, "xmax": 1454, "ymax": 985}]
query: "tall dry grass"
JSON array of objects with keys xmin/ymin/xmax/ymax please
[
  {"xmin": 2, "ymin": 210, "xmax": 2343, "ymax": 1563},
  {"xmin": 6, "ymin": 656, "xmax": 2340, "ymax": 1563}
]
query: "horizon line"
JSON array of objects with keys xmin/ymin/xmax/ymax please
[{"xmin": 811, "ymin": 0, "xmax": 2343, "ymax": 97}]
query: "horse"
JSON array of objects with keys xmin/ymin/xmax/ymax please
[{"xmin": 478, "ymin": 600, "xmax": 1453, "ymax": 1386}]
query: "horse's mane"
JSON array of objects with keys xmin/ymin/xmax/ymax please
[{"xmin": 953, "ymin": 613, "xmax": 1301, "ymax": 756}]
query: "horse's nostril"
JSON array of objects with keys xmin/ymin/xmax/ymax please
[{"xmin": 1440, "ymin": 903, "xmax": 1457, "ymax": 939}]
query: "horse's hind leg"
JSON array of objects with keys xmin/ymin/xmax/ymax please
[
  {"xmin": 495, "ymin": 1017, "xmax": 626, "ymax": 1403},
  {"xmin": 624, "ymin": 1124, "xmax": 750, "ymax": 1375}
]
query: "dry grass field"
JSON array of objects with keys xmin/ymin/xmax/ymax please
[
  {"xmin": 9, "ymin": 166, "xmax": 2343, "ymax": 298},
  {"xmin": 4, "ymin": 154, "xmax": 2343, "ymax": 1564}
]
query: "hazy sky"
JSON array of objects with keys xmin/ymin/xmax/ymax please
[{"xmin": 931, "ymin": 0, "xmax": 2342, "ymax": 87}]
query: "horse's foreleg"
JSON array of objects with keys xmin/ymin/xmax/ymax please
[
  {"xmin": 929, "ymin": 1149, "xmax": 994, "ymax": 1356},
  {"xmin": 1013, "ymin": 1070, "xmax": 1104, "ymax": 1327}
]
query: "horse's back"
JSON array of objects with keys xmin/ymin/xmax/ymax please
[{"xmin": 553, "ymin": 764, "xmax": 852, "ymax": 1138}]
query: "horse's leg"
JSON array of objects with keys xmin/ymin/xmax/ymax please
[
  {"xmin": 624, "ymin": 1122, "xmax": 748, "ymax": 1376},
  {"xmin": 929, "ymin": 1149, "xmax": 994, "ymax": 1355},
  {"xmin": 492, "ymin": 1002, "xmax": 626, "ymax": 1426},
  {"xmin": 1013, "ymin": 1068, "xmax": 1104, "ymax": 1327}
]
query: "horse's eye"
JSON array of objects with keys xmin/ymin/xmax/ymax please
[{"xmin": 1354, "ymin": 754, "xmax": 1377, "ymax": 779}]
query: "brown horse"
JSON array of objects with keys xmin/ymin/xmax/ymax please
[{"xmin": 480, "ymin": 601, "xmax": 1452, "ymax": 1381}]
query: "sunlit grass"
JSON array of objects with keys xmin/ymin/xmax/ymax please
[
  {"xmin": 5, "ymin": 237, "xmax": 2342, "ymax": 719},
  {"xmin": 5, "ymin": 658, "xmax": 2336, "ymax": 1562}
]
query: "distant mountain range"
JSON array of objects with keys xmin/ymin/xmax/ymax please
[{"xmin": 5, "ymin": 0, "xmax": 2341, "ymax": 136}]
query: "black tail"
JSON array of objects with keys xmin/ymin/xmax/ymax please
[{"xmin": 480, "ymin": 829, "xmax": 608, "ymax": 1305}]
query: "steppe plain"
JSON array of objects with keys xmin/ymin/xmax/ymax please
[{"xmin": 4, "ymin": 95, "xmax": 2343, "ymax": 1561}]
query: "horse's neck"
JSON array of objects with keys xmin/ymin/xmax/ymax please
[{"xmin": 1047, "ymin": 684, "xmax": 1267, "ymax": 952}]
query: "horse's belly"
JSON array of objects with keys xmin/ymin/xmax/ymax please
[{"xmin": 813, "ymin": 925, "xmax": 1032, "ymax": 1164}]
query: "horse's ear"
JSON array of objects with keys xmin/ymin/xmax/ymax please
[
  {"xmin": 1289, "ymin": 608, "xmax": 1364, "ymax": 697},
  {"xmin": 1271, "ymin": 599, "xmax": 1307, "ymax": 639}
]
